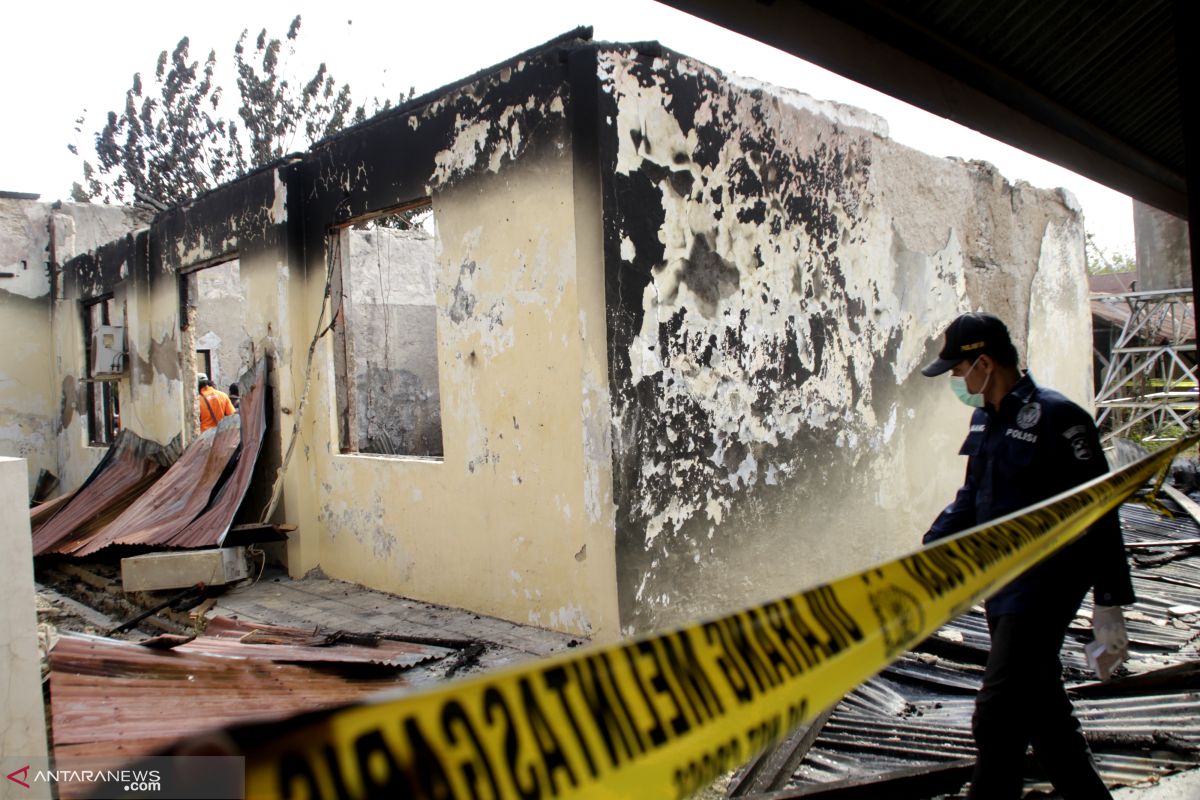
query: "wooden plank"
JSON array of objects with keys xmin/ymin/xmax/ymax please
[{"xmin": 1161, "ymin": 484, "xmax": 1200, "ymax": 528}]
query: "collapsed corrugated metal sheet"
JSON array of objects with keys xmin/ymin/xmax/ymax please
[
  {"xmin": 50, "ymin": 359, "xmax": 268, "ymax": 557},
  {"xmin": 169, "ymin": 615, "xmax": 452, "ymax": 667},
  {"xmin": 747, "ymin": 498, "xmax": 1200, "ymax": 798},
  {"xmin": 29, "ymin": 489, "xmax": 77, "ymax": 529},
  {"xmin": 172, "ymin": 358, "xmax": 269, "ymax": 548},
  {"xmin": 765, "ymin": 663, "xmax": 1199, "ymax": 796},
  {"xmin": 48, "ymin": 629, "xmax": 439, "ymax": 765},
  {"xmin": 31, "ymin": 431, "xmax": 171, "ymax": 556},
  {"xmin": 68, "ymin": 422, "xmax": 241, "ymax": 555}
]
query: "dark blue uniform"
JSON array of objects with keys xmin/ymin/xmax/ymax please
[
  {"xmin": 925, "ymin": 372, "xmax": 1135, "ymax": 614},
  {"xmin": 926, "ymin": 373, "xmax": 1134, "ymax": 799}
]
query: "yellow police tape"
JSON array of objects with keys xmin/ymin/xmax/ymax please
[{"xmin": 205, "ymin": 434, "xmax": 1198, "ymax": 799}]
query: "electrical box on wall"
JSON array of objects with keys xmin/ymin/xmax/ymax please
[{"xmin": 91, "ymin": 325, "xmax": 126, "ymax": 377}]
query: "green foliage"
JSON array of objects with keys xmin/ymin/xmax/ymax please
[
  {"xmin": 1086, "ymin": 232, "xmax": 1136, "ymax": 275},
  {"xmin": 70, "ymin": 15, "xmax": 414, "ymax": 207}
]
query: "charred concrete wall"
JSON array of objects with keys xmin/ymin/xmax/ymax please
[
  {"xmin": 194, "ymin": 258, "xmax": 252, "ymax": 390},
  {"xmin": 31, "ymin": 32, "xmax": 1091, "ymax": 643},
  {"xmin": 295, "ymin": 37, "xmax": 620, "ymax": 638},
  {"xmin": 595, "ymin": 47, "xmax": 1091, "ymax": 633},
  {"xmin": 51, "ymin": 168, "xmax": 295, "ymax": 500},
  {"xmin": 39, "ymin": 33, "xmax": 620, "ymax": 639},
  {"xmin": 0, "ymin": 197, "xmax": 146, "ymax": 494}
]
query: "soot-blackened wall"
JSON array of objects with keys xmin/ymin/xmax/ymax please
[{"xmin": 596, "ymin": 47, "xmax": 1089, "ymax": 633}]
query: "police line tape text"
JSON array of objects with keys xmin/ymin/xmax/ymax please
[{"xmin": 276, "ymin": 588, "xmax": 862, "ymax": 799}]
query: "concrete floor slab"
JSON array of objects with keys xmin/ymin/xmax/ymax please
[{"xmin": 209, "ymin": 567, "xmax": 583, "ymax": 688}]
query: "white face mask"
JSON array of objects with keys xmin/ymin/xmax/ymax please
[{"xmin": 950, "ymin": 357, "xmax": 989, "ymax": 408}]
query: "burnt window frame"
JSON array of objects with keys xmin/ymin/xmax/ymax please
[{"xmin": 329, "ymin": 198, "xmax": 443, "ymax": 459}]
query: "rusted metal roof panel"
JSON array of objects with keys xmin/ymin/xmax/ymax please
[
  {"xmin": 52, "ymin": 359, "xmax": 269, "ymax": 557},
  {"xmin": 172, "ymin": 359, "xmax": 268, "ymax": 548},
  {"xmin": 32, "ymin": 431, "xmax": 169, "ymax": 556},
  {"xmin": 48, "ymin": 632, "xmax": 423, "ymax": 765},
  {"xmin": 29, "ymin": 489, "xmax": 77, "ymax": 529},
  {"xmin": 68, "ymin": 422, "xmax": 240, "ymax": 556},
  {"xmin": 170, "ymin": 616, "xmax": 452, "ymax": 667}
]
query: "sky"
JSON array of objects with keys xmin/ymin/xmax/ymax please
[{"xmin": 2, "ymin": 0, "xmax": 1135, "ymax": 255}]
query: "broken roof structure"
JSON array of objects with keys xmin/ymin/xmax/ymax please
[
  {"xmin": 5, "ymin": 28, "xmax": 1097, "ymax": 643},
  {"xmin": 728, "ymin": 496, "xmax": 1200, "ymax": 797}
]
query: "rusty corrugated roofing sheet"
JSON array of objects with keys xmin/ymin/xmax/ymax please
[
  {"xmin": 173, "ymin": 358, "xmax": 268, "ymax": 548},
  {"xmin": 32, "ymin": 431, "xmax": 169, "ymax": 556},
  {"xmin": 170, "ymin": 616, "xmax": 452, "ymax": 667},
  {"xmin": 49, "ymin": 632, "xmax": 419, "ymax": 766},
  {"xmin": 29, "ymin": 489, "xmax": 77, "ymax": 529},
  {"xmin": 56, "ymin": 359, "xmax": 268, "ymax": 557},
  {"xmin": 69, "ymin": 421, "xmax": 240, "ymax": 556}
]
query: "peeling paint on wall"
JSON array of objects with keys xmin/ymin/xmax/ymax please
[
  {"xmin": 425, "ymin": 65, "xmax": 569, "ymax": 193},
  {"xmin": 596, "ymin": 47, "xmax": 1087, "ymax": 633},
  {"xmin": 1027, "ymin": 216, "xmax": 1092, "ymax": 408},
  {"xmin": 131, "ymin": 331, "xmax": 183, "ymax": 386}
]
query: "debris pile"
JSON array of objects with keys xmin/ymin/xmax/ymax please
[{"xmin": 731, "ymin": 499, "xmax": 1200, "ymax": 798}]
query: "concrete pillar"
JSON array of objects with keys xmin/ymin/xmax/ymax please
[
  {"xmin": 0, "ymin": 457, "xmax": 51, "ymax": 799},
  {"xmin": 1134, "ymin": 200, "xmax": 1192, "ymax": 290}
]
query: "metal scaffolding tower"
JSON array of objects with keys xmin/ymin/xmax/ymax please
[{"xmin": 1093, "ymin": 287, "xmax": 1197, "ymax": 445}]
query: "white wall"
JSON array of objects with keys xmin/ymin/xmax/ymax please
[{"xmin": 0, "ymin": 457, "xmax": 51, "ymax": 796}]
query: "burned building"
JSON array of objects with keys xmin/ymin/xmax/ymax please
[
  {"xmin": 0, "ymin": 195, "xmax": 150, "ymax": 494},
  {"xmin": 4, "ymin": 30, "xmax": 1094, "ymax": 639}
]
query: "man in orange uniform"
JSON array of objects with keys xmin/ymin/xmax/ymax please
[{"xmin": 198, "ymin": 373, "xmax": 236, "ymax": 432}]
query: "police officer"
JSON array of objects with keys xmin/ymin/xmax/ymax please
[{"xmin": 922, "ymin": 312, "xmax": 1133, "ymax": 799}]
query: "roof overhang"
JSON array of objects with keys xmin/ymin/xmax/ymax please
[{"xmin": 658, "ymin": 0, "xmax": 1189, "ymax": 220}]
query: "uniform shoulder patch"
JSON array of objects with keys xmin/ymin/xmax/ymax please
[
  {"xmin": 1062, "ymin": 424, "xmax": 1095, "ymax": 460},
  {"xmin": 1062, "ymin": 424, "xmax": 1088, "ymax": 440},
  {"xmin": 1016, "ymin": 401, "xmax": 1042, "ymax": 430}
]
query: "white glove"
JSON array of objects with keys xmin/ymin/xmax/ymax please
[{"xmin": 1087, "ymin": 605, "xmax": 1129, "ymax": 681}]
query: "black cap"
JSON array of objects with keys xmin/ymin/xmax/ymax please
[{"xmin": 921, "ymin": 312, "xmax": 1014, "ymax": 377}]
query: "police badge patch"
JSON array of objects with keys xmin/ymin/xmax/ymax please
[
  {"xmin": 1071, "ymin": 434, "xmax": 1093, "ymax": 461},
  {"xmin": 1016, "ymin": 401, "xmax": 1042, "ymax": 430}
]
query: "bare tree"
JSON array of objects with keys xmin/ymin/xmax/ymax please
[{"xmin": 71, "ymin": 15, "xmax": 412, "ymax": 208}]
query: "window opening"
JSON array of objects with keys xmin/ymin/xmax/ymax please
[
  {"xmin": 331, "ymin": 200, "xmax": 443, "ymax": 458},
  {"xmin": 196, "ymin": 349, "xmax": 213, "ymax": 381},
  {"xmin": 179, "ymin": 258, "xmax": 248, "ymax": 436}
]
